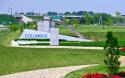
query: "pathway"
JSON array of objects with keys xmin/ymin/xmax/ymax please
[
  {"xmin": 0, "ymin": 64, "xmax": 97, "ymax": 78},
  {"xmin": 119, "ymin": 56, "xmax": 125, "ymax": 66},
  {"xmin": 8, "ymin": 45, "xmax": 104, "ymax": 50}
]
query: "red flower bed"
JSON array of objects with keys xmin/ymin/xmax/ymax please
[
  {"xmin": 112, "ymin": 76, "xmax": 122, "ymax": 78},
  {"xmin": 118, "ymin": 72, "xmax": 125, "ymax": 77},
  {"xmin": 81, "ymin": 73, "xmax": 109, "ymax": 78},
  {"xmin": 119, "ymin": 48, "xmax": 125, "ymax": 52},
  {"xmin": 81, "ymin": 72, "xmax": 125, "ymax": 78}
]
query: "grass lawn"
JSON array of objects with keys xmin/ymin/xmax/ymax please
[
  {"xmin": 59, "ymin": 25, "xmax": 125, "ymax": 46},
  {"xmin": 64, "ymin": 65, "xmax": 125, "ymax": 78},
  {"xmin": 0, "ymin": 25, "xmax": 125, "ymax": 76},
  {"xmin": 0, "ymin": 30, "xmax": 21, "ymax": 45},
  {"xmin": 0, "ymin": 30, "xmax": 10, "ymax": 43},
  {"xmin": 59, "ymin": 25, "xmax": 125, "ymax": 34},
  {"xmin": 64, "ymin": 51, "xmax": 125, "ymax": 78},
  {"xmin": 59, "ymin": 25, "xmax": 125, "ymax": 40},
  {"xmin": 0, "ymin": 46, "xmax": 105, "ymax": 75}
]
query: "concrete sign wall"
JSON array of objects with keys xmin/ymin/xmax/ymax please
[
  {"xmin": 37, "ymin": 21, "xmax": 50, "ymax": 33},
  {"xmin": 50, "ymin": 28, "xmax": 59, "ymax": 46},
  {"xmin": 37, "ymin": 16, "xmax": 51, "ymax": 32},
  {"xmin": 20, "ymin": 29, "xmax": 92, "ymax": 41},
  {"xmin": 37, "ymin": 21, "xmax": 44, "ymax": 31},
  {"xmin": 20, "ymin": 29, "xmax": 50, "ymax": 39}
]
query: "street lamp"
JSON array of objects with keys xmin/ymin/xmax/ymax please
[{"xmin": 10, "ymin": 8, "xmax": 12, "ymax": 24}]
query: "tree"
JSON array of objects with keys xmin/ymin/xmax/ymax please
[
  {"xmin": 47, "ymin": 12, "xmax": 58, "ymax": 16},
  {"xmin": 10, "ymin": 24, "xmax": 18, "ymax": 32},
  {"xmin": 63, "ymin": 16, "xmax": 70, "ymax": 25},
  {"xmin": 106, "ymin": 17, "xmax": 113, "ymax": 26},
  {"xmin": 84, "ymin": 12, "xmax": 92, "ymax": 25},
  {"xmin": 72, "ymin": 11, "xmax": 77, "ymax": 15},
  {"xmin": 76, "ymin": 11, "xmax": 86, "ymax": 15},
  {"xmin": 71, "ymin": 18, "xmax": 79, "ymax": 28},
  {"xmin": 104, "ymin": 32, "xmax": 120, "ymax": 75},
  {"xmin": 93, "ymin": 13, "xmax": 115, "ymax": 26},
  {"xmin": 64, "ymin": 12, "xmax": 71, "ymax": 15}
]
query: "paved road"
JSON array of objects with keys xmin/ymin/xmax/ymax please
[{"xmin": 0, "ymin": 64, "xmax": 97, "ymax": 78}]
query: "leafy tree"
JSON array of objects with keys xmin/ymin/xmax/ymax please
[
  {"xmin": 76, "ymin": 11, "xmax": 86, "ymax": 15},
  {"xmin": 93, "ymin": 13, "xmax": 114, "ymax": 26},
  {"xmin": 84, "ymin": 12, "xmax": 92, "ymax": 25},
  {"xmin": 64, "ymin": 12, "xmax": 71, "ymax": 15},
  {"xmin": 63, "ymin": 16, "xmax": 70, "ymax": 25},
  {"xmin": 72, "ymin": 11, "xmax": 77, "ymax": 15},
  {"xmin": 47, "ymin": 12, "xmax": 58, "ymax": 16},
  {"xmin": 104, "ymin": 32, "xmax": 120, "ymax": 75},
  {"xmin": 106, "ymin": 17, "xmax": 113, "ymax": 26},
  {"xmin": 71, "ymin": 18, "xmax": 79, "ymax": 28},
  {"xmin": 25, "ymin": 21, "xmax": 37, "ymax": 29},
  {"xmin": 10, "ymin": 24, "xmax": 18, "ymax": 32}
]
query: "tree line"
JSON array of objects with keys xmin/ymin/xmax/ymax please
[{"xmin": 47, "ymin": 11, "xmax": 124, "ymax": 26}]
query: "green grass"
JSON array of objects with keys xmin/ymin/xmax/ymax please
[
  {"xmin": 0, "ymin": 25, "xmax": 125, "ymax": 76},
  {"xmin": 0, "ymin": 30, "xmax": 21, "ymax": 45},
  {"xmin": 64, "ymin": 51, "xmax": 125, "ymax": 78},
  {"xmin": 59, "ymin": 25, "xmax": 125, "ymax": 46},
  {"xmin": 0, "ymin": 46, "xmax": 105, "ymax": 75},
  {"xmin": 59, "ymin": 25, "xmax": 125, "ymax": 37},
  {"xmin": 76, "ymin": 25, "xmax": 125, "ymax": 32},
  {"xmin": 0, "ymin": 30, "xmax": 10, "ymax": 43},
  {"xmin": 59, "ymin": 25, "xmax": 125, "ymax": 34},
  {"xmin": 81, "ymin": 32, "xmax": 125, "ymax": 41},
  {"xmin": 64, "ymin": 65, "xmax": 125, "ymax": 78}
]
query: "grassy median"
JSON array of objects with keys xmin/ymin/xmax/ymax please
[{"xmin": 0, "ymin": 46, "xmax": 105, "ymax": 75}]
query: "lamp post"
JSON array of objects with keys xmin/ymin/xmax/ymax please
[
  {"xmin": 99, "ymin": 13, "xmax": 104, "ymax": 29},
  {"xmin": 10, "ymin": 8, "xmax": 12, "ymax": 24}
]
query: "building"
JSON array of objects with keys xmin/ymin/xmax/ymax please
[{"xmin": 120, "ymin": 15, "xmax": 125, "ymax": 25}]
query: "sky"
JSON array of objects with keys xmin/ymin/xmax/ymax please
[{"xmin": 0, "ymin": 0, "xmax": 125, "ymax": 15}]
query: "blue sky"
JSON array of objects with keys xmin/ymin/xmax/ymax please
[{"xmin": 0, "ymin": 0, "xmax": 125, "ymax": 15}]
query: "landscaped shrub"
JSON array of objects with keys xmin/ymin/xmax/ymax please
[
  {"xmin": 10, "ymin": 25, "xmax": 18, "ymax": 32},
  {"xmin": 60, "ymin": 41, "xmax": 105, "ymax": 47},
  {"xmin": 81, "ymin": 73, "xmax": 109, "ymax": 78},
  {"xmin": 104, "ymin": 32, "xmax": 120, "ymax": 75},
  {"xmin": 19, "ymin": 43, "xmax": 49, "ymax": 46},
  {"xmin": 14, "ymin": 39, "xmax": 50, "ymax": 41},
  {"xmin": 14, "ymin": 39, "xmax": 66, "ymax": 41}
]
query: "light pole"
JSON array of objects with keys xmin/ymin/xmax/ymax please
[
  {"xmin": 10, "ymin": 8, "xmax": 12, "ymax": 24},
  {"xmin": 8, "ymin": 7, "xmax": 13, "ymax": 24},
  {"xmin": 99, "ymin": 13, "xmax": 104, "ymax": 29}
]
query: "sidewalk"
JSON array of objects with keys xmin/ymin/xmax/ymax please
[
  {"xmin": 0, "ymin": 64, "xmax": 97, "ymax": 78},
  {"xmin": 8, "ymin": 45, "xmax": 104, "ymax": 50}
]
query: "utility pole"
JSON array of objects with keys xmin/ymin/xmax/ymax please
[
  {"xmin": 10, "ymin": 8, "xmax": 12, "ymax": 24},
  {"xmin": 99, "ymin": 13, "xmax": 104, "ymax": 29}
]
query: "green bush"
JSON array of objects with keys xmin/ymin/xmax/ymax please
[
  {"xmin": 10, "ymin": 25, "xmax": 18, "ymax": 32},
  {"xmin": 104, "ymin": 32, "xmax": 120, "ymax": 75},
  {"xmin": 60, "ymin": 41, "xmax": 105, "ymax": 47},
  {"xmin": 20, "ymin": 43, "xmax": 49, "ymax": 46}
]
